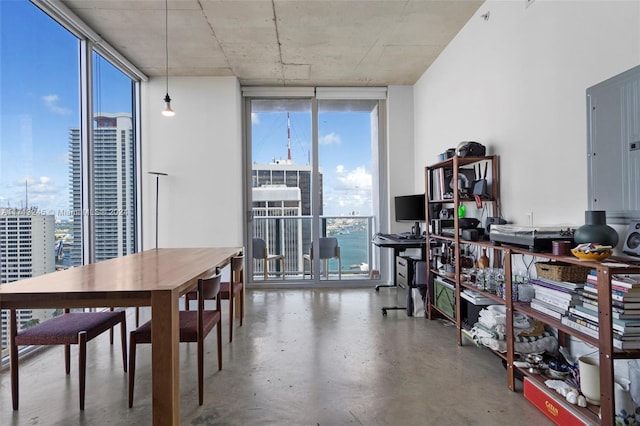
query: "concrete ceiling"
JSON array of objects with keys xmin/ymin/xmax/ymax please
[{"xmin": 61, "ymin": 0, "xmax": 484, "ymax": 86}]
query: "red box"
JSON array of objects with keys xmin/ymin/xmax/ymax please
[{"xmin": 523, "ymin": 377, "xmax": 597, "ymax": 426}]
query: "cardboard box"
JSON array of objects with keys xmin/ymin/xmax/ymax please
[
  {"xmin": 523, "ymin": 377, "xmax": 597, "ymax": 426},
  {"xmin": 434, "ymin": 278, "xmax": 456, "ymax": 319}
]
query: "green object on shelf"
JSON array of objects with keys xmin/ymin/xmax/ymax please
[{"xmin": 458, "ymin": 205, "xmax": 466, "ymax": 218}]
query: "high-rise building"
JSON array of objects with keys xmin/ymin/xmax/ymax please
[
  {"xmin": 251, "ymin": 163, "xmax": 323, "ymax": 277},
  {"xmin": 252, "ymin": 162, "xmax": 321, "ymax": 217},
  {"xmin": 0, "ymin": 208, "xmax": 55, "ymax": 347},
  {"xmin": 69, "ymin": 113, "xmax": 136, "ymax": 264}
]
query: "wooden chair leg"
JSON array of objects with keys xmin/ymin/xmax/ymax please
[
  {"xmin": 135, "ymin": 307, "xmax": 140, "ymax": 327},
  {"xmin": 128, "ymin": 334, "xmax": 136, "ymax": 408},
  {"xmin": 78, "ymin": 331, "xmax": 87, "ymax": 410},
  {"xmin": 217, "ymin": 317, "xmax": 222, "ymax": 371},
  {"xmin": 109, "ymin": 307, "xmax": 114, "ymax": 344},
  {"xmin": 240, "ymin": 288, "xmax": 244, "ymax": 327},
  {"xmin": 229, "ymin": 292, "xmax": 234, "ymax": 343},
  {"xmin": 120, "ymin": 315, "xmax": 127, "ymax": 372},
  {"xmin": 198, "ymin": 331, "xmax": 204, "ymax": 406},
  {"xmin": 65, "ymin": 344, "xmax": 71, "ymax": 375},
  {"xmin": 10, "ymin": 309, "xmax": 19, "ymax": 410}
]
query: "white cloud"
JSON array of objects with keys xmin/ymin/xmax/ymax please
[
  {"xmin": 324, "ymin": 166, "xmax": 373, "ymax": 216},
  {"xmin": 42, "ymin": 94, "xmax": 72, "ymax": 115},
  {"xmin": 251, "ymin": 113, "xmax": 260, "ymax": 124},
  {"xmin": 9, "ymin": 176, "xmax": 60, "ymax": 210},
  {"xmin": 319, "ymin": 132, "xmax": 341, "ymax": 145},
  {"xmin": 335, "ymin": 166, "xmax": 371, "ymax": 190}
]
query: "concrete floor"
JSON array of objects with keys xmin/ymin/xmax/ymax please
[{"xmin": 0, "ymin": 287, "xmax": 551, "ymax": 425}]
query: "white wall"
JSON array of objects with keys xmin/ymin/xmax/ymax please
[
  {"xmin": 414, "ymin": 0, "xmax": 640, "ymax": 232},
  {"xmin": 387, "ymin": 85, "xmax": 415, "ymax": 234},
  {"xmin": 141, "ymin": 76, "xmax": 243, "ymax": 249}
]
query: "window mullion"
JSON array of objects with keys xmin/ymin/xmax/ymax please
[{"xmin": 79, "ymin": 39, "xmax": 95, "ymax": 265}]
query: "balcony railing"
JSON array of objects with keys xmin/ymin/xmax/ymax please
[{"xmin": 252, "ymin": 215, "xmax": 375, "ymax": 280}]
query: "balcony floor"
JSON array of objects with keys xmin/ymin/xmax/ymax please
[{"xmin": 0, "ymin": 287, "xmax": 550, "ymax": 425}]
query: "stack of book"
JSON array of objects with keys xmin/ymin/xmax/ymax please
[
  {"xmin": 461, "ymin": 289, "xmax": 493, "ymax": 305},
  {"xmin": 529, "ymin": 277, "xmax": 583, "ymax": 320},
  {"xmin": 567, "ymin": 272, "xmax": 640, "ymax": 349}
]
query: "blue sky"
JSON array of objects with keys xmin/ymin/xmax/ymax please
[
  {"xmin": 252, "ymin": 109, "xmax": 374, "ymax": 216},
  {"xmin": 1, "ymin": 0, "xmax": 79, "ymax": 215},
  {"xmin": 1, "ymin": 0, "xmax": 374, "ymax": 219},
  {"xmin": 1, "ymin": 0, "xmax": 133, "ymax": 216}
]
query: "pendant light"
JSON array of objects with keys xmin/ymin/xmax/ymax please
[{"xmin": 162, "ymin": 0, "xmax": 175, "ymax": 117}]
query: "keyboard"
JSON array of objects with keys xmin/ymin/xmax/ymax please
[{"xmin": 376, "ymin": 233, "xmax": 425, "ymax": 241}]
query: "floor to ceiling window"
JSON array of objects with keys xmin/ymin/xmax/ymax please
[
  {"xmin": 0, "ymin": 0, "xmax": 142, "ymax": 357},
  {"xmin": 244, "ymin": 88, "xmax": 385, "ymax": 284}
]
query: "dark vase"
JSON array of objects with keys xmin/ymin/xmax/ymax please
[{"xmin": 573, "ymin": 210, "xmax": 619, "ymax": 247}]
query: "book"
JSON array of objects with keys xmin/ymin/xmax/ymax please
[
  {"xmin": 612, "ymin": 284, "xmax": 640, "ymax": 294},
  {"xmin": 613, "ymin": 338, "xmax": 640, "ymax": 350},
  {"xmin": 532, "ymin": 284, "xmax": 578, "ymax": 302},
  {"xmin": 561, "ymin": 316, "xmax": 599, "ymax": 339},
  {"xmin": 588, "ymin": 271, "xmax": 640, "ymax": 290},
  {"xmin": 530, "ymin": 298, "xmax": 565, "ymax": 319},
  {"xmin": 569, "ymin": 305, "xmax": 640, "ymax": 333},
  {"xmin": 580, "ymin": 292, "xmax": 640, "ymax": 310},
  {"xmin": 580, "ymin": 301, "xmax": 640, "ymax": 320},
  {"xmin": 531, "ymin": 277, "xmax": 584, "ymax": 291},
  {"xmin": 612, "ymin": 274, "xmax": 640, "ymax": 289},
  {"xmin": 567, "ymin": 312, "xmax": 599, "ymax": 331},
  {"xmin": 586, "ymin": 273, "xmax": 640, "ymax": 292},
  {"xmin": 534, "ymin": 292, "xmax": 573, "ymax": 311},
  {"xmin": 565, "ymin": 314, "xmax": 640, "ymax": 342},
  {"xmin": 530, "ymin": 278, "xmax": 578, "ymax": 294},
  {"xmin": 583, "ymin": 283, "xmax": 640, "ymax": 302}
]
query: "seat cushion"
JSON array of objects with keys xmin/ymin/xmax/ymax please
[
  {"xmin": 15, "ymin": 311, "xmax": 125, "ymax": 346},
  {"xmin": 219, "ymin": 282, "xmax": 243, "ymax": 299},
  {"xmin": 185, "ymin": 289, "xmax": 198, "ymax": 301},
  {"xmin": 131, "ymin": 310, "xmax": 221, "ymax": 344}
]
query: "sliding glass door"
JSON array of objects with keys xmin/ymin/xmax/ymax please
[
  {"xmin": 249, "ymin": 99, "xmax": 313, "ymax": 282},
  {"xmin": 245, "ymin": 89, "xmax": 384, "ymax": 284}
]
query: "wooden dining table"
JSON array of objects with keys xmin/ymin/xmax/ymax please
[{"xmin": 0, "ymin": 247, "xmax": 243, "ymax": 425}]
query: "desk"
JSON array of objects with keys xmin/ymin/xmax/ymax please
[
  {"xmin": 372, "ymin": 234, "xmax": 426, "ymax": 315},
  {"xmin": 372, "ymin": 234, "xmax": 426, "ymax": 288},
  {"xmin": 0, "ymin": 247, "xmax": 242, "ymax": 425}
]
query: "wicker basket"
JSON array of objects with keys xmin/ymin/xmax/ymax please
[{"xmin": 534, "ymin": 261, "xmax": 590, "ymax": 283}]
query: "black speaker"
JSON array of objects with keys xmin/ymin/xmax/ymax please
[
  {"xmin": 623, "ymin": 221, "xmax": 640, "ymax": 257},
  {"xmin": 462, "ymin": 229, "xmax": 479, "ymax": 241}
]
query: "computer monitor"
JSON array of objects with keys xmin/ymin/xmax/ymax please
[{"xmin": 394, "ymin": 194, "xmax": 425, "ymax": 237}]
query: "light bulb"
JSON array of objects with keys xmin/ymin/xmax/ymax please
[{"xmin": 162, "ymin": 93, "xmax": 175, "ymax": 117}]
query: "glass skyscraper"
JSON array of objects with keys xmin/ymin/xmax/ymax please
[{"xmin": 69, "ymin": 113, "xmax": 136, "ymax": 264}]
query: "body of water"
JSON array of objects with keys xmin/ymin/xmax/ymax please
[{"xmin": 332, "ymin": 228, "xmax": 370, "ymax": 272}]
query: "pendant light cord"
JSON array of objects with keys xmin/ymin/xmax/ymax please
[{"xmin": 165, "ymin": 0, "xmax": 169, "ymax": 94}]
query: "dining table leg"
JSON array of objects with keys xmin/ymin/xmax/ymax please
[{"xmin": 151, "ymin": 289, "xmax": 180, "ymax": 425}]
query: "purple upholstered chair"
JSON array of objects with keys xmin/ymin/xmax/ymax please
[
  {"xmin": 129, "ymin": 270, "xmax": 222, "ymax": 407},
  {"xmin": 10, "ymin": 308, "xmax": 127, "ymax": 410}
]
